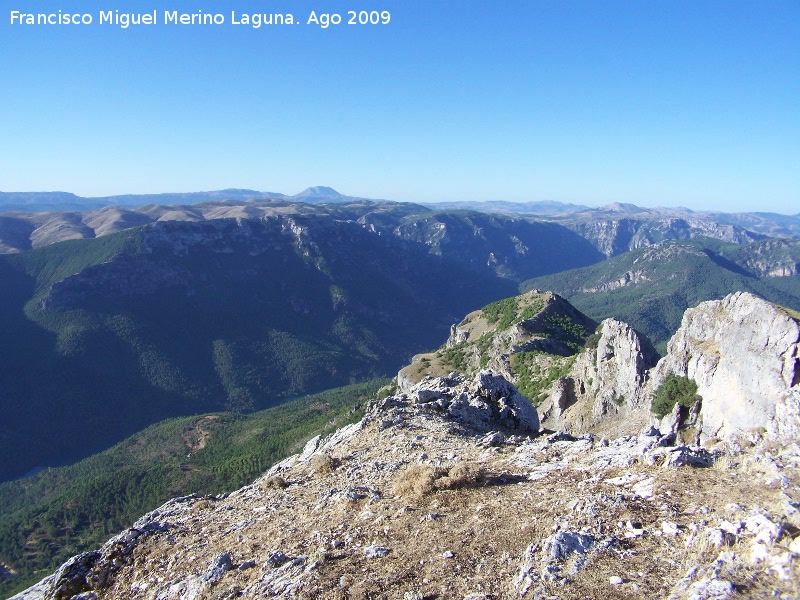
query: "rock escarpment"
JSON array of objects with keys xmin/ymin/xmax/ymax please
[
  {"xmin": 651, "ymin": 291, "xmax": 800, "ymax": 444},
  {"xmin": 562, "ymin": 216, "xmax": 763, "ymax": 258}
]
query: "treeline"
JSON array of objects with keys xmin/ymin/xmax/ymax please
[{"xmin": 0, "ymin": 379, "xmax": 385, "ymax": 597}]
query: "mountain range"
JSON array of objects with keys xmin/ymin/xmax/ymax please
[
  {"xmin": 1, "ymin": 191, "xmax": 800, "ymax": 597},
  {"xmin": 0, "ymin": 187, "xmax": 351, "ymax": 213},
  {"xmin": 2, "ymin": 188, "xmax": 800, "ymax": 254}
]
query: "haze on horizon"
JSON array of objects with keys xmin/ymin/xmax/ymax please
[{"xmin": 1, "ymin": 1, "xmax": 798, "ymax": 214}]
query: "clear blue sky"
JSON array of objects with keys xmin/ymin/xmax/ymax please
[{"xmin": 2, "ymin": 1, "xmax": 798, "ymax": 213}]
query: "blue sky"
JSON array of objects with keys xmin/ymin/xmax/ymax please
[{"xmin": 1, "ymin": 1, "xmax": 798, "ymax": 213}]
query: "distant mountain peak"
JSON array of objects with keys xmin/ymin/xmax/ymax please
[
  {"xmin": 292, "ymin": 186, "xmax": 343, "ymax": 199},
  {"xmin": 596, "ymin": 202, "xmax": 649, "ymax": 214}
]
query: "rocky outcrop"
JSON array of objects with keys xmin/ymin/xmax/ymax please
[
  {"xmin": 395, "ymin": 370, "xmax": 540, "ymax": 434},
  {"xmin": 651, "ymin": 291, "xmax": 800, "ymax": 443},
  {"xmin": 539, "ymin": 318, "xmax": 658, "ymax": 434},
  {"xmin": 538, "ymin": 292, "xmax": 800, "ymax": 445},
  {"xmin": 399, "ymin": 291, "xmax": 596, "ymax": 389},
  {"xmin": 12, "ymin": 500, "xmax": 180, "ymax": 600}
]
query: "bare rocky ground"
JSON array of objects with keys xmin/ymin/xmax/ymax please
[{"xmin": 14, "ymin": 372, "xmax": 800, "ymax": 600}]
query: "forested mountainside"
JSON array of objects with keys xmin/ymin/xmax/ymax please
[{"xmin": 0, "ymin": 209, "xmax": 608, "ymax": 482}]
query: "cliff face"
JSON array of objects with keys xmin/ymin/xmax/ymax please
[
  {"xmin": 652, "ymin": 291, "xmax": 800, "ymax": 443},
  {"xmin": 563, "ymin": 217, "xmax": 763, "ymax": 258},
  {"xmin": 540, "ymin": 292, "xmax": 800, "ymax": 445},
  {"xmin": 391, "ymin": 213, "xmax": 604, "ymax": 281}
]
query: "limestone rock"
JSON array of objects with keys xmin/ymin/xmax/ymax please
[
  {"xmin": 364, "ymin": 546, "xmax": 390, "ymax": 558},
  {"xmin": 514, "ymin": 530, "xmax": 615, "ymax": 595},
  {"xmin": 540, "ymin": 317, "xmax": 658, "ymax": 434},
  {"xmin": 204, "ymin": 553, "xmax": 233, "ymax": 581},
  {"xmin": 391, "ymin": 370, "xmax": 540, "ymax": 434},
  {"xmin": 543, "ymin": 531, "xmax": 595, "ymax": 561},
  {"xmin": 651, "ymin": 291, "xmax": 800, "ymax": 443},
  {"xmin": 686, "ymin": 578, "xmax": 733, "ymax": 600}
]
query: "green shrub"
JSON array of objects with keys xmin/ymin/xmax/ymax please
[
  {"xmin": 585, "ymin": 332, "xmax": 601, "ymax": 350},
  {"xmin": 511, "ymin": 353, "xmax": 575, "ymax": 405},
  {"xmin": 481, "ymin": 297, "xmax": 519, "ymax": 330},
  {"xmin": 440, "ymin": 343, "xmax": 468, "ymax": 371},
  {"xmin": 376, "ymin": 380, "xmax": 399, "ymax": 400},
  {"xmin": 517, "ymin": 297, "xmax": 545, "ymax": 321},
  {"xmin": 651, "ymin": 374, "xmax": 702, "ymax": 418},
  {"xmin": 310, "ymin": 453, "xmax": 337, "ymax": 475}
]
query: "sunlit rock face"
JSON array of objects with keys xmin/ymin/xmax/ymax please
[{"xmin": 652, "ymin": 291, "xmax": 800, "ymax": 443}]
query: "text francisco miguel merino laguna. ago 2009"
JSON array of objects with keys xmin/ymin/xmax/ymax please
[{"xmin": 9, "ymin": 8, "xmax": 392, "ymax": 29}]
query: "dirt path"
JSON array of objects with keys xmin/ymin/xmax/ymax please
[{"xmin": 181, "ymin": 415, "xmax": 220, "ymax": 456}]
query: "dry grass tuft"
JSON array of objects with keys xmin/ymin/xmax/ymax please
[
  {"xmin": 393, "ymin": 461, "xmax": 484, "ymax": 498},
  {"xmin": 308, "ymin": 547, "xmax": 329, "ymax": 564},
  {"xmin": 263, "ymin": 475, "xmax": 289, "ymax": 490},
  {"xmin": 685, "ymin": 530, "xmax": 726, "ymax": 564},
  {"xmin": 393, "ymin": 464, "xmax": 439, "ymax": 498},
  {"xmin": 434, "ymin": 461, "xmax": 484, "ymax": 490},
  {"xmin": 310, "ymin": 453, "xmax": 337, "ymax": 475},
  {"xmin": 712, "ymin": 452, "xmax": 737, "ymax": 472},
  {"xmin": 192, "ymin": 499, "xmax": 212, "ymax": 511}
]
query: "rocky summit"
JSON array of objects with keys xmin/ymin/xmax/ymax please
[{"xmin": 12, "ymin": 293, "xmax": 800, "ymax": 600}]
